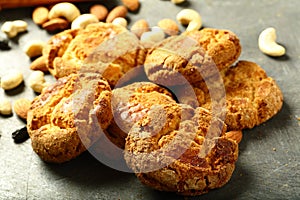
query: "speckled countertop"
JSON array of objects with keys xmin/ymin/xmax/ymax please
[{"xmin": 0, "ymin": 0, "xmax": 299, "ymax": 199}]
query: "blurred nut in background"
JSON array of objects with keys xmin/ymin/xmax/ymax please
[
  {"xmin": 1, "ymin": 20, "xmax": 28, "ymax": 38},
  {"xmin": 112, "ymin": 17, "xmax": 128, "ymax": 27},
  {"xmin": 157, "ymin": 18, "xmax": 179, "ymax": 35},
  {"xmin": 32, "ymin": 7, "xmax": 49, "ymax": 25},
  {"xmin": 106, "ymin": 6, "xmax": 128, "ymax": 23},
  {"xmin": 121, "ymin": 0, "xmax": 140, "ymax": 12},
  {"xmin": 0, "ymin": 99, "xmax": 12, "ymax": 116},
  {"xmin": 28, "ymin": 70, "xmax": 48, "ymax": 93},
  {"xmin": 90, "ymin": 4, "xmax": 108, "ymax": 21},
  {"xmin": 71, "ymin": 14, "xmax": 99, "ymax": 29},
  {"xmin": 0, "ymin": 71, "xmax": 23, "ymax": 90},
  {"xmin": 130, "ymin": 19, "xmax": 149, "ymax": 38},
  {"xmin": 30, "ymin": 56, "xmax": 48, "ymax": 72},
  {"xmin": 23, "ymin": 40, "xmax": 46, "ymax": 58},
  {"xmin": 13, "ymin": 98, "xmax": 31, "ymax": 120},
  {"xmin": 42, "ymin": 18, "xmax": 69, "ymax": 32},
  {"xmin": 48, "ymin": 2, "xmax": 80, "ymax": 22}
]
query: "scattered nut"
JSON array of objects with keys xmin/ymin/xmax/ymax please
[
  {"xmin": 157, "ymin": 18, "xmax": 179, "ymax": 36},
  {"xmin": 1, "ymin": 20, "xmax": 28, "ymax": 38},
  {"xmin": 71, "ymin": 14, "xmax": 99, "ymax": 29},
  {"xmin": 28, "ymin": 70, "xmax": 48, "ymax": 93},
  {"xmin": 171, "ymin": 0, "xmax": 186, "ymax": 4},
  {"xmin": 90, "ymin": 4, "xmax": 108, "ymax": 21},
  {"xmin": 32, "ymin": 7, "xmax": 49, "ymax": 25},
  {"xmin": 140, "ymin": 26, "xmax": 165, "ymax": 47},
  {"xmin": 23, "ymin": 40, "xmax": 46, "ymax": 58},
  {"xmin": 30, "ymin": 56, "xmax": 48, "ymax": 72},
  {"xmin": 130, "ymin": 19, "xmax": 150, "ymax": 38},
  {"xmin": 258, "ymin": 27, "xmax": 286, "ymax": 57},
  {"xmin": 225, "ymin": 131, "xmax": 243, "ymax": 144},
  {"xmin": 48, "ymin": 2, "xmax": 80, "ymax": 22},
  {"xmin": 106, "ymin": 6, "xmax": 128, "ymax": 23},
  {"xmin": 176, "ymin": 9, "xmax": 202, "ymax": 32},
  {"xmin": 112, "ymin": 17, "xmax": 128, "ymax": 27},
  {"xmin": 0, "ymin": 71, "xmax": 23, "ymax": 90},
  {"xmin": 0, "ymin": 98, "xmax": 12, "ymax": 115},
  {"xmin": 13, "ymin": 98, "xmax": 31, "ymax": 120},
  {"xmin": 42, "ymin": 18, "xmax": 69, "ymax": 32},
  {"xmin": 121, "ymin": 0, "xmax": 140, "ymax": 12}
]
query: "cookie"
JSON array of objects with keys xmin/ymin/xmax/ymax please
[
  {"xmin": 183, "ymin": 28, "xmax": 242, "ymax": 70},
  {"xmin": 106, "ymin": 82, "xmax": 176, "ymax": 149},
  {"xmin": 175, "ymin": 60, "xmax": 283, "ymax": 130},
  {"xmin": 144, "ymin": 34, "xmax": 216, "ymax": 86},
  {"xmin": 43, "ymin": 22, "xmax": 146, "ymax": 87},
  {"xmin": 27, "ymin": 73, "xmax": 113, "ymax": 163},
  {"xmin": 124, "ymin": 104, "xmax": 239, "ymax": 196}
]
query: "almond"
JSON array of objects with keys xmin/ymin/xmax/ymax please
[
  {"xmin": 13, "ymin": 98, "xmax": 31, "ymax": 120},
  {"xmin": 42, "ymin": 18, "xmax": 69, "ymax": 32},
  {"xmin": 131, "ymin": 19, "xmax": 149, "ymax": 38},
  {"xmin": 121, "ymin": 0, "xmax": 140, "ymax": 12},
  {"xmin": 157, "ymin": 18, "xmax": 179, "ymax": 36},
  {"xmin": 106, "ymin": 6, "xmax": 128, "ymax": 23},
  {"xmin": 225, "ymin": 131, "xmax": 243, "ymax": 144},
  {"xmin": 30, "ymin": 56, "xmax": 48, "ymax": 72},
  {"xmin": 90, "ymin": 4, "xmax": 108, "ymax": 21},
  {"xmin": 32, "ymin": 7, "xmax": 49, "ymax": 25}
]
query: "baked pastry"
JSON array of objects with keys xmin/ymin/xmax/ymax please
[
  {"xmin": 124, "ymin": 103, "xmax": 239, "ymax": 196},
  {"xmin": 175, "ymin": 60, "xmax": 283, "ymax": 130},
  {"xmin": 183, "ymin": 28, "xmax": 242, "ymax": 70},
  {"xmin": 144, "ymin": 28, "xmax": 241, "ymax": 86},
  {"xmin": 107, "ymin": 82, "xmax": 176, "ymax": 148},
  {"xmin": 43, "ymin": 22, "xmax": 146, "ymax": 87},
  {"xmin": 27, "ymin": 73, "xmax": 113, "ymax": 163},
  {"xmin": 144, "ymin": 34, "xmax": 215, "ymax": 86}
]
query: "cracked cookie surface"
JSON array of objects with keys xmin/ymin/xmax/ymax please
[
  {"xmin": 43, "ymin": 22, "xmax": 146, "ymax": 87},
  {"xmin": 107, "ymin": 82, "xmax": 176, "ymax": 148},
  {"xmin": 176, "ymin": 60, "xmax": 283, "ymax": 130},
  {"xmin": 27, "ymin": 73, "xmax": 113, "ymax": 163},
  {"xmin": 183, "ymin": 28, "xmax": 241, "ymax": 71},
  {"xmin": 144, "ymin": 35, "xmax": 216, "ymax": 86},
  {"xmin": 144, "ymin": 28, "xmax": 241, "ymax": 86},
  {"xmin": 124, "ymin": 104, "xmax": 239, "ymax": 196}
]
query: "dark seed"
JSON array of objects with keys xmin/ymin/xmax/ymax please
[
  {"xmin": 12, "ymin": 126, "xmax": 29, "ymax": 143},
  {"xmin": 0, "ymin": 36, "xmax": 10, "ymax": 50}
]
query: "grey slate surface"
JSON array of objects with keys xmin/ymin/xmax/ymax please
[{"xmin": 0, "ymin": 0, "xmax": 299, "ymax": 199}]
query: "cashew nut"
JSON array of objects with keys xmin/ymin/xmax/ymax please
[
  {"xmin": 71, "ymin": 14, "xmax": 99, "ymax": 29},
  {"xmin": 23, "ymin": 40, "xmax": 46, "ymax": 58},
  {"xmin": 140, "ymin": 26, "xmax": 165, "ymax": 44},
  {"xmin": 28, "ymin": 71, "xmax": 48, "ymax": 93},
  {"xmin": 176, "ymin": 9, "xmax": 202, "ymax": 32},
  {"xmin": 112, "ymin": 17, "xmax": 128, "ymax": 27},
  {"xmin": 0, "ymin": 99, "xmax": 12, "ymax": 115},
  {"xmin": 258, "ymin": 27, "xmax": 285, "ymax": 57},
  {"xmin": 48, "ymin": 2, "xmax": 81, "ymax": 22},
  {"xmin": 1, "ymin": 20, "xmax": 28, "ymax": 38},
  {"xmin": 0, "ymin": 71, "xmax": 23, "ymax": 90},
  {"xmin": 171, "ymin": 0, "xmax": 186, "ymax": 4}
]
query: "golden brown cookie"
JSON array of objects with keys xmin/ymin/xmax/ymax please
[
  {"xmin": 124, "ymin": 104, "xmax": 239, "ymax": 196},
  {"xmin": 144, "ymin": 34, "xmax": 216, "ymax": 86},
  {"xmin": 107, "ymin": 82, "xmax": 176, "ymax": 149},
  {"xmin": 27, "ymin": 73, "xmax": 113, "ymax": 163},
  {"xmin": 43, "ymin": 22, "xmax": 146, "ymax": 87},
  {"xmin": 183, "ymin": 28, "xmax": 241, "ymax": 70},
  {"xmin": 176, "ymin": 60, "xmax": 283, "ymax": 130}
]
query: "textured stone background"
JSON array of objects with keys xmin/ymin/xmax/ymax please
[{"xmin": 0, "ymin": 0, "xmax": 299, "ymax": 199}]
